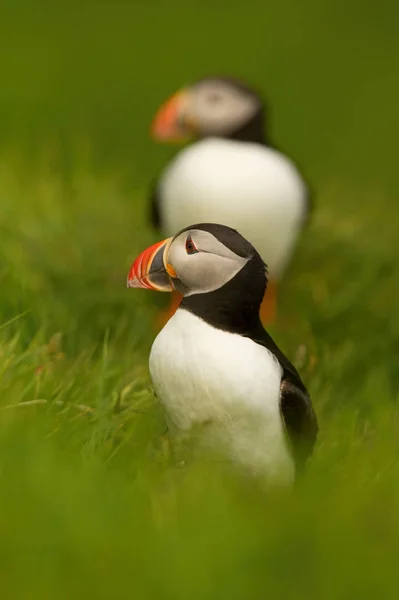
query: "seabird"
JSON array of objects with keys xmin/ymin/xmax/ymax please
[{"xmin": 127, "ymin": 223, "xmax": 317, "ymax": 487}]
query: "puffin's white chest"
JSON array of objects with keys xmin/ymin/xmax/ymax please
[
  {"xmin": 149, "ymin": 309, "xmax": 294, "ymax": 484},
  {"xmin": 158, "ymin": 139, "xmax": 308, "ymax": 278}
]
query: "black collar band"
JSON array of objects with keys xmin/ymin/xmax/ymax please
[
  {"xmin": 228, "ymin": 107, "xmax": 268, "ymax": 145},
  {"xmin": 180, "ymin": 256, "xmax": 266, "ymax": 335}
]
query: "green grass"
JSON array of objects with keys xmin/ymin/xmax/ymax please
[{"xmin": 1, "ymin": 1, "xmax": 399, "ymax": 597}]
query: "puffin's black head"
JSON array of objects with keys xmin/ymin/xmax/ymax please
[
  {"xmin": 127, "ymin": 223, "xmax": 267, "ymax": 330},
  {"xmin": 150, "ymin": 76, "xmax": 267, "ymax": 145}
]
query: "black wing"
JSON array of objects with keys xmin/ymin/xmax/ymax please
[
  {"xmin": 292, "ymin": 163, "xmax": 314, "ymax": 229},
  {"xmin": 149, "ymin": 178, "xmax": 163, "ymax": 230},
  {"xmin": 250, "ymin": 325, "xmax": 318, "ymax": 472},
  {"xmin": 279, "ymin": 378, "xmax": 318, "ymax": 474},
  {"xmin": 302, "ymin": 178, "xmax": 314, "ymax": 228},
  {"xmin": 251, "ymin": 326, "xmax": 306, "ymax": 391}
]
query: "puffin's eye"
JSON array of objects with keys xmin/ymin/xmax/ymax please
[
  {"xmin": 206, "ymin": 92, "xmax": 222, "ymax": 103},
  {"xmin": 185, "ymin": 235, "xmax": 198, "ymax": 255}
]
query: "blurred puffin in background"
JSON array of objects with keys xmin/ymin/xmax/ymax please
[{"xmin": 149, "ymin": 76, "xmax": 312, "ymax": 326}]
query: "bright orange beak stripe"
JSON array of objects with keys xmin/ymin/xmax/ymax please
[
  {"xmin": 127, "ymin": 237, "xmax": 173, "ymax": 292},
  {"xmin": 150, "ymin": 89, "xmax": 192, "ymax": 142}
]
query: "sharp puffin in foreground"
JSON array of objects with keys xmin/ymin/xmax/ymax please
[
  {"xmin": 127, "ymin": 223, "xmax": 317, "ymax": 487},
  {"xmin": 150, "ymin": 76, "xmax": 312, "ymax": 325}
]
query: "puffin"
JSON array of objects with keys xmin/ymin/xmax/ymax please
[
  {"xmin": 127, "ymin": 223, "xmax": 317, "ymax": 486},
  {"xmin": 149, "ymin": 76, "xmax": 312, "ymax": 325}
]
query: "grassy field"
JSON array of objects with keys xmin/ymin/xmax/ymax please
[{"xmin": 1, "ymin": 1, "xmax": 399, "ymax": 597}]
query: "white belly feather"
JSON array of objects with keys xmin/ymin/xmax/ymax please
[
  {"xmin": 149, "ymin": 309, "xmax": 295, "ymax": 485},
  {"xmin": 158, "ymin": 139, "xmax": 308, "ymax": 279}
]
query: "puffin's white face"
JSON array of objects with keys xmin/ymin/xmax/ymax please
[
  {"xmin": 188, "ymin": 80, "xmax": 260, "ymax": 138},
  {"xmin": 127, "ymin": 225, "xmax": 253, "ymax": 297},
  {"xmin": 151, "ymin": 78, "xmax": 261, "ymax": 142},
  {"xmin": 167, "ymin": 228, "xmax": 249, "ymax": 296}
]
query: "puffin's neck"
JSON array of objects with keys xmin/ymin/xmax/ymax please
[
  {"xmin": 197, "ymin": 107, "xmax": 268, "ymax": 145},
  {"xmin": 180, "ymin": 258, "xmax": 267, "ymax": 336},
  {"xmin": 227, "ymin": 108, "xmax": 268, "ymax": 145}
]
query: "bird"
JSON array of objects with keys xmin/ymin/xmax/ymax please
[
  {"xmin": 149, "ymin": 76, "xmax": 312, "ymax": 326},
  {"xmin": 127, "ymin": 223, "xmax": 317, "ymax": 487}
]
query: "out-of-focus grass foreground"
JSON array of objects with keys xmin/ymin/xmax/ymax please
[{"xmin": 1, "ymin": 2, "xmax": 398, "ymax": 598}]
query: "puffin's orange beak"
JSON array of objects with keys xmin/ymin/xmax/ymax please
[
  {"xmin": 127, "ymin": 237, "xmax": 175, "ymax": 292},
  {"xmin": 150, "ymin": 89, "xmax": 195, "ymax": 143}
]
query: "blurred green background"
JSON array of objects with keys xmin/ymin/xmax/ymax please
[{"xmin": 1, "ymin": 1, "xmax": 399, "ymax": 598}]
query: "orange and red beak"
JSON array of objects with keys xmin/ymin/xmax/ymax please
[
  {"xmin": 127, "ymin": 237, "xmax": 176, "ymax": 292},
  {"xmin": 150, "ymin": 88, "xmax": 195, "ymax": 143}
]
